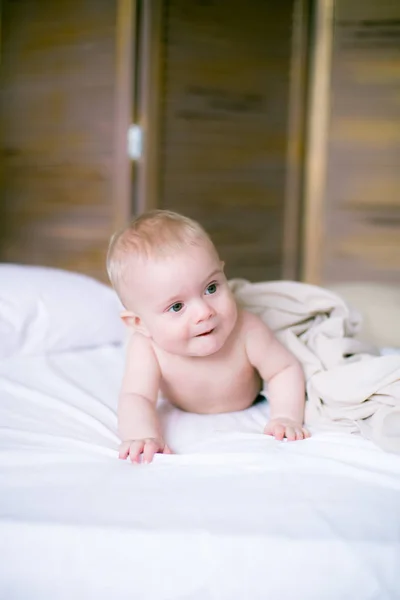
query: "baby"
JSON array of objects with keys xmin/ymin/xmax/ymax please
[{"xmin": 107, "ymin": 210, "xmax": 309, "ymax": 463}]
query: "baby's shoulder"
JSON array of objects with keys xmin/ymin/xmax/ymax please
[
  {"xmin": 126, "ymin": 331, "xmax": 156, "ymax": 357},
  {"xmin": 240, "ymin": 309, "xmax": 267, "ymax": 333},
  {"xmin": 238, "ymin": 309, "xmax": 275, "ymax": 350}
]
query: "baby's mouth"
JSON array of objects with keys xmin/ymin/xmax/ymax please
[{"xmin": 196, "ymin": 328, "xmax": 215, "ymax": 337}]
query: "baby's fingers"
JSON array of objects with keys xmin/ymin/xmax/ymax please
[
  {"xmin": 269, "ymin": 424, "xmax": 286, "ymax": 441},
  {"xmin": 292, "ymin": 427, "xmax": 311, "ymax": 440},
  {"xmin": 284, "ymin": 426, "xmax": 296, "ymax": 441},
  {"xmin": 119, "ymin": 441, "xmax": 132, "ymax": 460},
  {"xmin": 128, "ymin": 440, "xmax": 146, "ymax": 463},
  {"xmin": 294, "ymin": 427, "xmax": 304, "ymax": 440},
  {"xmin": 142, "ymin": 439, "xmax": 161, "ymax": 464},
  {"xmin": 118, "ymin": 440, "xmax": 144, "ymax": 462}
]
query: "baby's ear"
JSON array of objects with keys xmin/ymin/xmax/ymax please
[{"xmin": 120, "ymin": 311, "xmax": 149, "ymax": 336}]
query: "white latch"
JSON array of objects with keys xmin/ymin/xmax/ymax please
[{"xmin": 127, "ymin": 125, "xmax": 142, "ymax": 160}]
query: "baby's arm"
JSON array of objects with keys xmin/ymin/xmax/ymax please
[
  {"xmin": 118, "ymin": 333, "xmax": 171, "ymax": 463},
  {"xmin": 245, "ymin": 313, "xmax": 310, "ymax": 441}
]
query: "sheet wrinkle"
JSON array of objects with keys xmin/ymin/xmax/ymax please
[
  {"xmin": 0, "ymin": 376, "xmax": 118, "ymax": 443},
  {"xmin": 44, "ymin": 355, "xmax": 120, "ymax": 414},
  {"xmin": 306, "ymin": 503, "xmax": 387, "ymax": 599},
  {"xmin": 0, "ymin": 428, "xmax": 118, "ymax": 455},
  {"xmin": 1, "ymin": 345, "xmax": 400, "ymax": 600},
  {"xmin": 230, "ymin": 279, "xmax": 400, "ymax": 453}
]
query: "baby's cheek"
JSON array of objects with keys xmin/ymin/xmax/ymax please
[
  {"xmin": 225, "ymin": 298, "xmax": 238, "ymax": 322},
  {"xmin": 166, "ymin": 322, "xmax": 186, "ymax": 346}
]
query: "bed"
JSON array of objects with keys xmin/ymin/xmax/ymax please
[{"xmin": 1, "ymin": 265, "xmax": 400, "ymax": 600}]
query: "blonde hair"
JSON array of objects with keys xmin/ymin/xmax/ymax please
[{"xmin": 107, "ymin": 210, "xmax": 214, "ymax": 306}]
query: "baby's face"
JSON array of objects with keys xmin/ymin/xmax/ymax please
[{"xmin": 126, "ymin": 242, "xmax": 238, "ymax": 357}]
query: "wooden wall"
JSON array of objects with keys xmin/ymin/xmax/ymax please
[
  {"xmin": 2, "ymin": 0, "xmax": 397, "ymax": 287},
  {"xmin": 0, "ymin": 0, "xmax": 118, "ymax": 281},
  {"xmin": 0, "ymin": 0, "xmax": 301, "ymax": 284},
  {"xmin": 321, "ymin": 0, "xmax": 400, "ymax": 285},
  {"xmin": 158, "ymin": 0, "xmax": 297, "ymax": 282}
]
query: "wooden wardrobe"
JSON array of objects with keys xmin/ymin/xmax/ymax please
[{"xmin": 1, "ymin": 0, "xmax": 399, "ymax": 285}]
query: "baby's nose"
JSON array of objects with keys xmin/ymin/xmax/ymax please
[{"xmin": 193, "ymin": 299, "xmax": 214, "ymax": 323}]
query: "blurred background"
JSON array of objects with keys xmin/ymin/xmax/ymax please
[{"xmin": 0, "ymin": 0, "xmax": 399, "ymax": 287}]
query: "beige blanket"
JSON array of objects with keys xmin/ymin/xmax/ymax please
[{"xmin": 230, "ymin": 279, "xmax": 400, "ymax": 454}]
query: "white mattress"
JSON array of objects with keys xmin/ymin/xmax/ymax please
[{"xmin": 1, "ymin": 345, "xmax": 400, "ymax": 600}]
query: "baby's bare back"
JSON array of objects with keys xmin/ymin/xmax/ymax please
[{"xmin": 154, "ymin": 318, "xmax": 262, "ymax": 414}]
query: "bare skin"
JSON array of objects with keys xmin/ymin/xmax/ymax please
[
  {"xmin": 156, "ymin": 311, "xmax": 261, "ymax": 414},
  {"xmin": 117, "ymin": 242, "xmax": 309, "ymax": 463}
]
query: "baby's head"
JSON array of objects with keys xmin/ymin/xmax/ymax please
[
  {"xmin": 107, "ymin": 210, "xmax": 213, "ymax": 306},
  {"xmin": 107, "ymin": 210, "xmax": 237, "ymax": 357}
]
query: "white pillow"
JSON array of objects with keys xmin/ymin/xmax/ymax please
[{"xmin": 0, "ymin": 264, "xmax": 125, "ymax": 358}]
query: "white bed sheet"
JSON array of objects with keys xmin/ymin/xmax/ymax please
[{"xmin": 1, "ymin": 345, "xmax": 400, "ymax": 600}]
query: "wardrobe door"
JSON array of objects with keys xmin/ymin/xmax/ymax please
[
  {"xmin": 0, "ymin": 0, "xmax": 120, "ymax": 281},
  {"xmin": 158, "ymin": 0, "xmax": 298, "ymax": 282},
  {"xmin": 322, "ymin": 0, "xmax": 400, "ymax": 285}
]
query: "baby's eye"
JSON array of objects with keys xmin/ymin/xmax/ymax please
[
  {"xmin": 168, "ymin": 302, "xmax": 183, "ymax": 313},
  {"xmin": 205, "ymin": 283, "xmax": 217, "ymax": 295}
]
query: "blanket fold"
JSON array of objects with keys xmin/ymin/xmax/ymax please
[{"xmin": 230, "ymin": 279, "xmax": 400, "ymax": 454}]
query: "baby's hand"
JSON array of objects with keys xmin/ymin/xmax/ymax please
[
  {"xmin": 119, "ymin": 438, "xmax": 172, "ymax": 464},
  {"xmin": 264, "ymin": 418, "xmax": 310, "ymax": 441}
]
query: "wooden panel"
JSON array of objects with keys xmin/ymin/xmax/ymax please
[
  {"xmin": 158, "ymin": 0, "xmax": 295, "ymax": 282},
  {"xmin": 300, "ymin": 0, "xmax": 333, "ymax": 284},
  {"xmin": 0, "ymin": 0, "xmax": 118, "ymax": 281},
  {"xmin": 321, "ymin": 0, "xmax": 400, "ymax": 285}
]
